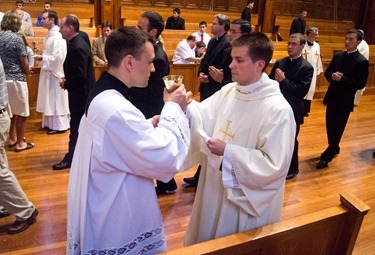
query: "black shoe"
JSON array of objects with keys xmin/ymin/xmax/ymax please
[
  {"xmin": 0, "ymin": 212, "xmax": 11, "ymax": 219},
  {"xmin": 155, "ymin": 187, "xmax": 176, "ymax": 195},
  {"xmin": 52, "ymin": 161, "xmax": 71, "ymax": 170},
  {"xmin": 7, "ymin": 209, "xmax": 39, "ymax": 234},
  {"xmin": 47, "ymin": 129, "xmax": 66, "ymax": 135},
  {"xmin": 304, "ymin": 113, "xmax": 309, "ymax": 117},
  {"xmin": 183, "ymin": 177, "xmax": 197, "ymax": 186},
  {"xmin": 373, "ymin": 151, "xmax": 375, "ymax": 158},
  {"xmin": 286, "ymin": 170, "xmax": 299, "ymax": 180},
  {"xmin": 316, "ymin": 160, "xmax": 328, "ymax": 169}
]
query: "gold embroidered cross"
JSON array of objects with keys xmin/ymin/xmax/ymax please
[
  {"xmin": 220, "ymin": 120, "xmax": 235, "ymax": 141},
  {"xmin": 303, "ymin": 49, "xmax": 309, "ymax": 60},
  {"xmin": 315, "ymin": 50, "xmax": 320, "ymax": 58}
]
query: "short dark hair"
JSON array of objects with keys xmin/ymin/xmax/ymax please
[
  {"xmin": 199, "ymin": 21, "xmax": 207, "ymax": 27},
  {"xmin": 140, "ymin": 11, "xmax": 165, "ymax": 38},
  {"xmin": 65, "ymin": 15, "xmax": 80, "ymax": 32},
  {"xmin": 16, "ymin": 0, "xmax": 24, "ymax": 6},
  {"xmin": 215, "ymin": 14, "xmax": 230, "ymax": 31},
  {"xmin": 196, "ymin": 41, "xmax": 206, "ymax": 48},
  {"xmin": 247, "ymin": 0, "xmax": 254, "ymax": 5},
  {"xmin": 101, "ymin": 21, "xmax": 112, "ymax": 30},
  {"xmin": 44, "ymin": 10, "xmax": 58, "ymax": 25},
  {"xmin": 173, "ymin": 8, "xmax": 181, "ymax": 14},
  {"xmin": 187, "ymin": 35, "xmax": 196, "ymax": 41},
  {"xmin": 347, "ymin": 28, "xmax": 363, "ymax": 41},
  {"xmin": 232, "ymin": 19, "xmax": 251, "ymax": 33},
  {"xmin": 105, "ymin": 26, "xmax": 151, "ymax": 68},
  {"xmin": 290, "ymin": 33, "xmax": 306, "ymax": 45},
  {"xmin": 232, "ymin": 32, "xmax": 274, "ymax": 72},
  {"xmin": 45, "ymin": 1, "xmax": 52, "ymax": 6}
]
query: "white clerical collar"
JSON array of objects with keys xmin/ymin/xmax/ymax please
[
  {"xmin": 235, "ymin": 73, "xmax": 267, "ymax": 94},
  {"xmin": 289, "ymin": 54, "xmax": 302, "ymax": 61},
  {"xmin": 346, "ymin": 49, "xmax": 358, "ymax": 54},
  {"xmin": 50, "ymin": 25, "xmax": 59, "ymax": 32}
]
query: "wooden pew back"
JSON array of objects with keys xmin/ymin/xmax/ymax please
[
  {"xmin": 162, "ymin": 192, "xmax": 370, "ymax": 255},
  {"xmin": 274, "ymin": 15, "xmax": 355, "ymax": 43}
]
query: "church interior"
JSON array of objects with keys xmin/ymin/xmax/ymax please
[{"xmin": 1, "ymin": 0, "xmax": 375, "ymax": 254}]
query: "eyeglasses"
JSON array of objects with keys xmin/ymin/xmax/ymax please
[
  {"xmin": 229, "ymin": 29, "xmax": 242, "ymax": 34},
  {"xmin": 287, "ymin": 42, "xmax": 301, "ymax": 47}
]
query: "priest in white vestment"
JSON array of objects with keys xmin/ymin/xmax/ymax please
[
  {"xmin": 183, "ymin": 33, "xmax": 296, "ymax": 245},
  {"xmin": 303, "ymin": 27, "xmax": 323, "ymax": 116},
  {"xmin": 66, "ymin": 27, "xmax": 192, "ymax": 255},
  {"xmin": 35, "ymin": 11, "xmax": 70, "ymax": 133}
]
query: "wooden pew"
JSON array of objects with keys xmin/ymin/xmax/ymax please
[
  {"xmin": 162, "ymin": 192, "xmax": 370, "ymax": 255},
  {"xmin": 32, "ymin": 27, "xmax": 98, "ymax": 38},
  {"xmin": 273, "ymin": 15, "xmax": 354, "ymax": 43}
]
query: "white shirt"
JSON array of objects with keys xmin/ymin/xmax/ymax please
[
  {"xmin": 192, "ymin": 31, "xmax": 211, "ymax": 46},
  {"xmin": 172, "ymin": 39, "xmax": 196, "ymax": 64},
  {"xmin": 303, "ymin": 41, "xmax": 323, "ymax": 100}
]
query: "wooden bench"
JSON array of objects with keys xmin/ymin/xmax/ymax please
[
  {"xmin": 162, "ymin": 192, "xmax": 370, "ymax": 255},
  {"xmin": 273, "ymin": 15, "xmax": 355, "ymax": 43},
  {"xmin": 120, "ymin": 6, "xmax": 259, "ymax": 31},
  {"xmin": 32, "ymin": 26, "xmax": 98, "ymax": 38}
]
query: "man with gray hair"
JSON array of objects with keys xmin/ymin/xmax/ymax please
[{"xmin": 183, "ymin": 14, "xmax": 230, "ymax": 187}]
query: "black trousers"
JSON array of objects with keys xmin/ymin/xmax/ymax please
[
  {"xmin": 320, "ymin": 104, "xmax": 351, "ymax": 162},
  {"xmin": 288, "ymin": 124, "xmax": 300, "ymax": 175}
]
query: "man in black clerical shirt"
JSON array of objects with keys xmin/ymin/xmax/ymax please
[
  {"xmin": 165, "ymin": 8, "xmax": 185, "ymax": 30},
  {"xmin": 269, "ymin": 33, "xmax": 313, "ymax": 180},
  {"xmin": 290, "ymin": 10, "xmax": 307, "ymax": 35},
  {"xmin": 316, "ymin": 29, "xmax": 369, "ymax": 169}
]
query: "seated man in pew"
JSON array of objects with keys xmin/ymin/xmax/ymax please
[
  {"xmin": 37, "ymin": 1, "xmax": 53, "ymax": 27},
  {"xmin": 166, "ymin": 8, "xmax": 185, "ymax": 30},
  {"xmin": 92, "ymin": 21, "xmax": 112, "ymax": 66},
  {"xmin": 172, "ymin": 35, "xmax": 202, "ymax": 64}
]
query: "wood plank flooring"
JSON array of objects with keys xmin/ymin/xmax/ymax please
[{"xmin": 1, "ymin": 95, "xmax": 375, "ymax": 254}]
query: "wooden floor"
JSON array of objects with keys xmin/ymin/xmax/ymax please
[{"xmin": 1, "ymin": 95, "xmax": 375, "ymax": 254}]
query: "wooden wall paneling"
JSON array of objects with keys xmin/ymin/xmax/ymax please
[
  {"xmin": 212, "ymin": 0, "xmax": 228, "ymax": 11},
  {"xmin": 137, "ymin": 0, "xmax": 153, "ymax": 6},
  {"xmin": 120, "ymin": 0, "xmax": 137, "ymax": 5},
  {"xmin": 198, "ymin": 0, "xmax": 211, "ymax": 10},
  {"xmin": 153, "ymin": 0, "xmax": 169, "ymax": 7},
  {"xmin": 185, "ymin": 1, "xmax": 199, "ymax": 9},
  {"xmin": 167, "ymin": 0, "xmax": 184, "ymax": 8},
  {"xmin": 226, "ymin": 0, "xmax": 242, "ymax": 12}
]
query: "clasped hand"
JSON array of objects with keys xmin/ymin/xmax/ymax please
[{"xmin": 163, "ymin": 83, "xmax": 193, "ymax": 112}]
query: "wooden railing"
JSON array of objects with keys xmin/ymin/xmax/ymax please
[{"xmin": 162, "ymin": 192, "xmax": 369, "ymax": 255}]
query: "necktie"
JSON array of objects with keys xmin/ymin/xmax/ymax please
[{"xmin": 201, "ymin": 33, "xmax": 204, "ymax": 42}]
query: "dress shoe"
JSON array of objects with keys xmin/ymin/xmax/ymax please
[
  {"xmin": 0, "ymin": 212, "xmax": 11, "ymax": 219},
  {"xmin": 286, "ymin": 170, "xmax": 299, "ymax": 180},
  {"xmin": 7, "ymin": 209, "xmax": 39, "ymax": 234},
  {"xmin": 373, "ymin": 151, "xmax": 375, "ymax": 158},
  {"xmin": 183, "ymin": 177, "xmax": 197, "ymax": 186},
  {"xmin": 155, "ymin": 187, "xmax": 176, "ymax": 195},
  {"xmin": 52, "ymin": 161, "xmax": 71, "ymax": 170},
  {"xmin": 47, "ymin": 129, "xmax": 66, "ymax": 135},
  {"xmin": 316, "ymin": 160, "xmax": 329, "ymax": 169}
]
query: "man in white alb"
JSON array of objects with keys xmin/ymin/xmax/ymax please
[
  {"xmin": 66, "ymin": 26, "xmax": 192, "ymax": 255},
  {"xmin": 183, "ymin": 32, "xmax": 296, "ymax": 245},
  {"xmin": 35, "ymin": 10, "xmax": 69, "ymax": 134},
  {"xmin": 302, "ymin": 27, "xmax": 323, "ymax": 116}
]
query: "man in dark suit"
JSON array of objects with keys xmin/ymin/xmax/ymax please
[
  {"xmin": 269, "ymin": 33, "xmax": 313, "ymax": 180},
  {"xmin": 131, "ymin": 11, "xmax": 174, "ymax": 195},
  {"xmin": 53, "ymin": 15, "xmax": 95, "ymax": 170},
  {"xmin": 241, "ymin": 0, "xmax": 254, "ymax": 28},
  {"xmin": 290, "ymin": 10, "xmax": 307, "ymax": 35},
  {"xmin": 316, "ymin": 29, "xmax": 369, "ymax": 169},
  {"xmin": 183, "ymin": 14, "xmax": 230, "ymax": 187},
  {"xmin": 165, "ymin": 8, "xmax": 185, "ymax": 30}
]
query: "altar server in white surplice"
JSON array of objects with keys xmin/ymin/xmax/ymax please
[
  {"xmin": 35, "ymin": 10, "xmax": 69, "ymax": 134},
  {"xmin": 183, "ymin": 32, "xmax": 296, "ymax": 246},
  {"xmin": 302, "ymin": 27, "xmax": 323, "ymax": 116},
  {"xmin": 354, "ymin": 29, "xmax": 370, "ymax": 106},
  {"xmin": 66, "ymin": 27, "xmax": 192, "ymax": 255}
]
